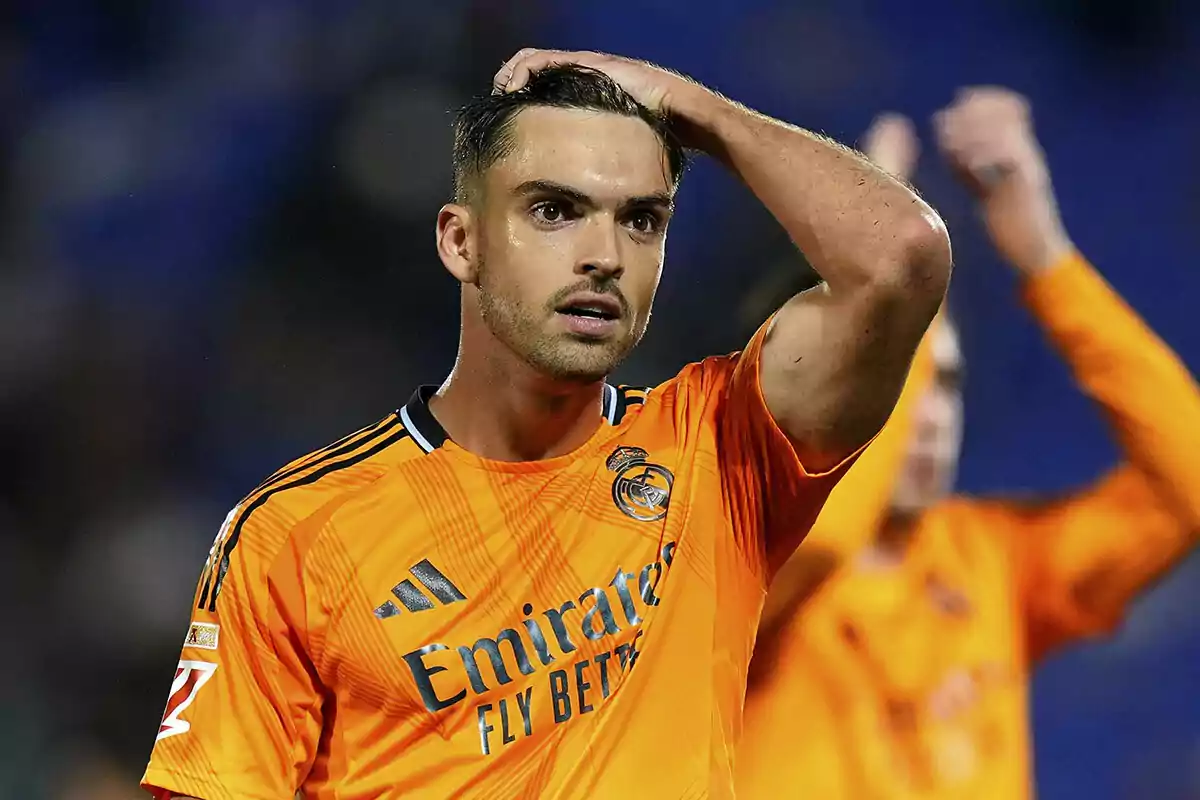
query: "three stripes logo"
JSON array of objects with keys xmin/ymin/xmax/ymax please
[{"xmin": 374, "ymin": 560, "xmax": 467, "ymax": 619}]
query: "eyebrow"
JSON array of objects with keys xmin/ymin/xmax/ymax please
[{"xmin": 512, "ymin": 179, "xmax": 674, "ymax": 213}]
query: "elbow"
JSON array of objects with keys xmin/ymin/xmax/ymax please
[
  {"xmin": 869, "ymin": 205, "xmax": 953, "ymax": 316},
  {"xmin": 898, "ymin": 205, "xmax": 953, "ymax": 300}
]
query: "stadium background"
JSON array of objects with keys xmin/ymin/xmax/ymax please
[{"xmin": 0, "ymin": 2, "xmax": 1196, "ymax": 798}]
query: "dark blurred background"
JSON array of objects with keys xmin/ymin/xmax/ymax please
[{"xmin": 1, "ymin": 2, "xmax": 1197, "ymax": 798}]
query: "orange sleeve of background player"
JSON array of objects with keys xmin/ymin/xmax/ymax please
[
  {"xmin": 995, "ymin": 251, "xmax": 1200, "ymax": 659},
  {"xmin": 758, "ymin": 322, "xmax": 936, "ymax": 632},
  {"xmin": 141, "ymin": 499, "xmax": 325, "ymax": 800}
]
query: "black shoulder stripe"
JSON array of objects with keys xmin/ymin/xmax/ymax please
[
  {"xmin": 198, "ymin": 428, "xmax": 412, "ymax": 611},
  {"xmin": 613, "ymin": 385, "xmax": 650, "ymax": 424},
  {"xmin": 251, "ymin": 413, "xmax": 400, "ymax": 496}
]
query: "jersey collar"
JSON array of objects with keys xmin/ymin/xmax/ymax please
[{"xmin": 400, "ymin": 383, "xmax": 620, "ymax": 454}]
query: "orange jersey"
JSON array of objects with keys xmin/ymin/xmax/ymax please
[
  {"xmin": 738, "ymin": 252, "xmax": 1200, "ymax": 799},
  {"xmin": 141, "ymin": 322, "xmax": 859, "ymax": 800}
]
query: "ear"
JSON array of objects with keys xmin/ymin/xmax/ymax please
[{"xmin": 436, "ymin": 203, "xmax": 478, "ymax": 284}]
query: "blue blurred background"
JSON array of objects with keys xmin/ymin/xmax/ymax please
[{"xmin": 1, "ymin": 2, "xmax": 1196, "ymax": 798}]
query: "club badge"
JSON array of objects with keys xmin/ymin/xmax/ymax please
[{"xmin": 606, "ymin": 446, "xmax": 674, "ymax": 522}]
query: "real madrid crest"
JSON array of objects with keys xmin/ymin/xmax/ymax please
[{"xmin": 606, "ymin": 446, "xmax": 674, "ymax": 522}]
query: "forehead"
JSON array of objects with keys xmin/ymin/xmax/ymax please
[{"xmin": 487, "ymin": 106, "xmax": 673, "ymax": 201}]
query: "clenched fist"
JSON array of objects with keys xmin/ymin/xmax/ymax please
[{"xmin": 935, "ymin": 87, "xmax": 1073, "ymax": 275}]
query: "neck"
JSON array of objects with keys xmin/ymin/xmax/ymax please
[{"xmin": 429, "ymin": 338, "xmax": 607, "ymax": 462}]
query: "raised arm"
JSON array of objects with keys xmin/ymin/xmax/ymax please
[
  {"xmin": 687, "ymin": 92, "xmax": 951, "ymax": 470},
  {"xmin": 495, "ymin": 50, "xmax": 952, "ymax": 471},
  {"xmin": 760, "ymin": 114, "xmax": 937, "ymax": 630},
  {"xmin": 936, "ymin": 87, "xmax": 1200, "ymax": 656}
]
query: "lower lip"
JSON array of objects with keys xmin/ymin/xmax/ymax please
[{"xmin": 558, "ymin": 312, "xmax": 620, "ymax": 338}]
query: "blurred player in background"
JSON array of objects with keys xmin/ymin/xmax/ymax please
[
  {"xmin": 139, "ymin": 49, "xmax": 950, "ymax": 799},
  {"xmin": 736, "ymin": 87, "xmax": 1200, "ymax": 799}
]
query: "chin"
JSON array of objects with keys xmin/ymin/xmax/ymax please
[
  {"xmin": 529, "ymin": 353, "xmax": 618, "ymax": 384},
  {"xmin": 535, "ymin": 337, "xmax": 636, "ymax": 383}
]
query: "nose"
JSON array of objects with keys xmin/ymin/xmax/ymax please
[{"xmin": 576, "ymin": 217, "xmax": 623, "ymax": 279}]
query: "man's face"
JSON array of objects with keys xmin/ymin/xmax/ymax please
[
  {"xmin": 468, "ymin": 106, "xmax": 674, "ymax": 382},
  {"xmin": 891, "ymin": 319, "xmax": 965, "ymax": 514}
]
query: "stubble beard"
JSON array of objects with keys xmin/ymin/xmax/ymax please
[{"xmin": 476, "ymin": 260, "xmax": 643, "ymax": 384}]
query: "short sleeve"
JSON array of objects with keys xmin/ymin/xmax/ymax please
[
  {"xmin": 141, "ymin": 504, "xmax": 324, "ymax": 800},
  {"xmin": 688, "ymin": 317, "xmax": 869, "ymax": 580}
]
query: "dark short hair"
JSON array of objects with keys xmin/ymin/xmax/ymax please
[{"xmin": 452, "ymin": 64, "xmax": 688, "ymax": 202}]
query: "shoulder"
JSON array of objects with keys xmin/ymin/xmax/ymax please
[
  {"xmin": 666, "ymin": 352, "xmax": 743, "ymax": 392},
  {"xmin": 243, "ymin": 409, "xmax": 430, "ymax": 532},
  {"xmin": 609, "ymin": 354, "xmax": 753, "ymax": 442},
  {"xmin": 196, "ymin": 410, "xmax": 427, "ymax": 610},
  {"xmin": 641, "ymin": 351, "xmax": 746, "ymax": 410}
]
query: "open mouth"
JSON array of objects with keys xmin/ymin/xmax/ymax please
[
  {"xmin": 557, "ymin": 305, "xmax": 619, "ymax": 321},
  {"xmin": 554, "ymin": 294, "xmax": 623, "ymax": 338},
  {"xmin": 555, "ymin": 293, "xmax": 622, "ymax": 322}
]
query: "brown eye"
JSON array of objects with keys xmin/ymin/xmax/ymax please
[
  {"xmin": 532, "ymin": 201, "xmax": 568, "ymax": 224},
  {"xmin": 627, "ymin": 210, "xmax": 662, "ymax": 234}
]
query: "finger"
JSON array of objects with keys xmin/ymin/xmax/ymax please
[
  {"xmin": 944, "ymin": 137, "xmax": 1004, "ymax": 173},
  {"xmin": 506, "ymin": 50, "xmax": 576, "ymax": 93},
  {"xmin": 868, "ymin": 111, "xmax": 913, "ymax": 132},
  {"xmin": 961, "ymin": 85, "xmax": 1029, "ymax": 114},
  {"xmin": 936, "ymin": 112, "xmax": 1001, "ymax": 157},
  {"xmin": 956, "ymin": 137, "xmax": 1016, "ymax": 182},
  {"xmin": 863, "ymin": 113, "xmax": 907, "ymax": 145},
  {"xmin": 932, "ymin": 107, "xmax": 956, "ymax": 134},
  {"xmin": 954, "ymin": 85, "xmax": 982, "ymax": 104},
  {"xmin": 493, "ymin": 47, "xmax": 540, "ymax": 93}
]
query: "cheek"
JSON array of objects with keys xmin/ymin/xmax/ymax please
[
  {"xmin": 623, "ymin": 243, "xmax": 665, "ymax": 305},
  {"xmin": 484, "ymin": 227, "xmax": 557, "ymax": 302}
]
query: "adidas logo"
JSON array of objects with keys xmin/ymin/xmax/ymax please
[{"xmin": 374, "ymin": 559, "xmax": 467, "ymax": 619}]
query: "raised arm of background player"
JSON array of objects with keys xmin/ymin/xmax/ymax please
[
  {"xmin": 937, "ymin": 87, "xmax": 1200, "ymax": 659},
  {"xmin": 758, "ymin": 115, "xmax": 938, "ymax": 634},
  {"xmin": 495, "ymin": 50, "xmax": 952, "ymax": 507}
]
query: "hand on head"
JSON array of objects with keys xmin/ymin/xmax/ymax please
[{"xmin": 493, "ymin": 48, "xmax": 685, "ymax": 117}]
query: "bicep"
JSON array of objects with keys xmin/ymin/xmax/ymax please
[{"xmin": 760, "ymin": 266, "xmax": 942, "ymax": 472}]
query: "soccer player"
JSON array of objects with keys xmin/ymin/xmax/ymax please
[
  {"xmin": 140, "ymin": 50, "xmax": 950, "ymax": 799},
  {"xmin": 736, "ymin": 88, "xmax": 1200, "ymax": 799}
]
